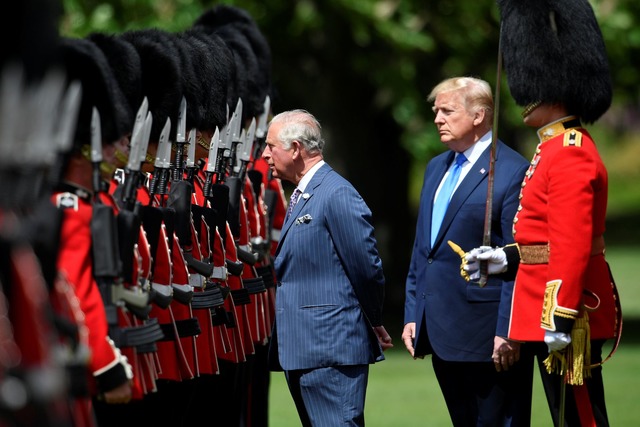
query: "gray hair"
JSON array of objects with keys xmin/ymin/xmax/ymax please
[{"xmin": 268, "ymin": 109, "xmax": 325, "ymax": 154}]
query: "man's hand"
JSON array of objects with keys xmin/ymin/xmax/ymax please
[
  {"xmin": 492, "ymin": 336, "xmax": 521, "ymax": 372},
  {"xmin": 463, "ymin": 246, "xmax": 508, "ymax": 280},
  {"xmin": 402, "ymin": 323, "xmax": 422, "ymax": 359},
  {"xmin": 101, "ymin": 381, "xmax": 133, "ymax": 404},
  {"xmin": 544, "ymin": 330, "xmax": 571, "ymax": 352},
  {"xmin": 373, "ymin": 325, "xmax": 394, "ymax": 351}
]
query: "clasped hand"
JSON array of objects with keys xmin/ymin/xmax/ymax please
[{"xmin": 463, "ymin": 246, "xmax": 508, "ymax": 281}]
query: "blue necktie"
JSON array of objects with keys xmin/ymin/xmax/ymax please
[
  {"xmin": 286, "ymin": 188, "xmax": 302, "ymax": 221},
  {"xmin": 431, "ymin": 153, "xmax": 467, "ymax": 246}
]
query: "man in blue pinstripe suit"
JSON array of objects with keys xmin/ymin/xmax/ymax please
[{"xmin": 262, "ymin": 109, "xmax": 393, "ymax": 426}]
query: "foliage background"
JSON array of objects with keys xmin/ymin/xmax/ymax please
[
  {"xmin": 60, "ymin": 0, "xmax": 639, "ymax": 352},
  {"xmin": 59, "ymin": 1, "xmax": 639, "ymax": 423}
]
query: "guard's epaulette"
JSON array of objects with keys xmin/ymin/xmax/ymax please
[
  {"xmin": 563, "ymin": 129, "xmax": 583, "ymax": 147},
  {"xmin": 56, "ymin": 192, "xmax": 79, "ymax": 211}
]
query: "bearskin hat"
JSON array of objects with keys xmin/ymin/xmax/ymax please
[
  {"xmin": 180, "ymin": 29, "xmax": 231, "ymax": 131},
  {"xmin": 58, "ymin": 37, "xmax": 132, "ymax": 149},
  {"xmin": 86, "ymin": 32, "xmax": 143, "ymax": 119},
  {"xmin": 121, "ymin": 29, "xmax": 183, "ymax": 141},
  {"xmin": 498, "ymin": 0, "xmax": 612, "ymax": 123},
  {"xmin": 193, "ymin": 5, "xmax": 272, "ymax": 122}
]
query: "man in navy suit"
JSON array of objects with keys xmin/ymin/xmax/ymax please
[
  {"xmin": 402, "ymin": 77, "xmax": 532, "ymax": 426},
  {"xmin": 262, "ymin": 109, "xmax": 393, "ymax": 426}
]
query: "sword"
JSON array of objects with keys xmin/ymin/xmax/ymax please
[{"xmin": 479, "ymin": 23, "xmax": 503, "ymax": 287}]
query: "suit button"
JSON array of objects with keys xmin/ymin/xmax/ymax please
[{"xmin": 427, "ymin": 258, "xmax": 433, "ymax": 264}]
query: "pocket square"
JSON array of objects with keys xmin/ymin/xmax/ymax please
[{"xmin": 295, "ymin": 214, "xmax": 313, "ymax": 225}]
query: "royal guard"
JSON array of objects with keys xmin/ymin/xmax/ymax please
[
  {"xmin": 53, "ymin": 37, "xmax": 135, "ymax": 419},
  {"xmin": 463, "ymin": 1, "xmax": 622, "ymax": 426}
]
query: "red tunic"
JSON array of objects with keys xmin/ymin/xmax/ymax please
[
  {"xmin": 508, "ymin": 117, "xmax": 618, "ymax": 341},
  {"xmin": 52, "ymin": 189, "xmax": 131, "ymax": 392}
]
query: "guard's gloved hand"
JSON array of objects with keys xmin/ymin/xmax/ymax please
[
  {"xmin": 544, "ymin": 330, "xmax": 572, "ymax": 353},
  {"xmin": 463, "ymin": 246, "xmax": 508, "ymax": 281}
]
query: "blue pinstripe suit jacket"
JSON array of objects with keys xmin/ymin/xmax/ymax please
[{"xmin": 269, "ymin": 163, "xmax": 386, "ymax": 371}]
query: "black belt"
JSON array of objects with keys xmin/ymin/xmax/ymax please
[
  {"xmin": 231, "ymin": 288, "xmax": 251, "ymax": 305},
  {"xmin": 243, "ymin": 277, "xmax": 266, "ymax": 294},
  {"xmin": 255, "ymin": 265, "xmax": 276, "ymax": 288},
  {"xmin": 110, "ymin": 318, "xmax": 164, "ymax": 351},
  {"xmin": 211, "ymin": 306, "xmax": 235, "ymax": 327},
  {"xmin": 159, "ymin": 317, "xmax": 201, "ymax": 340},
  {"xmin": 191, "ymin": 284, "xmax": 225, "ymax": 309}
]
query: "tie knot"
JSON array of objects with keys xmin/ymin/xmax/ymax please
[{"xmin": 455, "ymin": 153, "xmax": 467, "ymax": 167}]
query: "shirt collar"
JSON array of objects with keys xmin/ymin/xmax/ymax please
[{"xmin": 297, "ymin": 159, "xmax": 325, "ymax": 193}]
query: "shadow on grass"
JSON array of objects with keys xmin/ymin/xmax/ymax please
[{"xmin": 620, "ymin": 317, "xmax": 640, "ymax": 344}]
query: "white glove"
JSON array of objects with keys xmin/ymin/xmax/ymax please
[
  {"xmin": 544, "ymin": 330, "xmax": 571, "ymax": 353},
  {"xmin": 463, "ymin": 246, "xmax": 508, "ymax": 280}
]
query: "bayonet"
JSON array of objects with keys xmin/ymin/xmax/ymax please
[
  {"xmin": 127, "ymin": 97, "xmax": 148, "ymax": 172},
  {"xmin": 186, "ymin": 128, "xmax": 196, "ymax": 169},
  {"xmin": 173, "ymin": 97, "xmax": 187, "ymax": 181},
  {"xmin": 185, "ymin": 128, "xmax": 197, "ymax": 183},
  {"xmin": 235, "ymin": 118, "xmax": 255, "ymax": 179},
  {"xmin": 176, "ymin": 97, "xmax": 187, "ymax": 143},
  {"xmin": 90, "ymin": 107, "xmax": 103, "ymax": 196},
  {"xmin": 152, "ymin": 117, "xmax": 172, "ymax": 197},
  {"xmin": 253, "ymin": 95, "xmax": 270, "ymax": 160},
  {"xmin": 54, "ymin": 80, "xmax": 82, "ymax": 156},
  {"xmin": 119, "ymin": 98, "xmax": 149, "ymax": 210},
  {"xmin": 227, "ymin": 98, "xmax": 243, "ymax": 174},
  {"xmin": 203, "ymin": 127, "xmax": 220, "ymax": 197},
  {"xmin": 139, "ymin": 111, "xmax": 153, "ymax": 169}
]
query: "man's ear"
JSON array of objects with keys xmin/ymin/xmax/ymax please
[
  {"xmin": 291, "ymin": 140, "xmax": 301, "ymax": 157},
  {"xmin": 473, "ymin": 108, "xmax": 486, "ymax": 126}
]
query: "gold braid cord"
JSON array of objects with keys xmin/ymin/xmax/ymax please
[
  {"xmin": 447, "ymin": 240, "xmax": 470, "ymax": 282},
  {"xmin": 543, "ymin": 312, "xmax": 591, "ymax": 386}
]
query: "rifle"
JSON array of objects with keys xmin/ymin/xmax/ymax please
[{"xmin": 89, "ymin": 107, "xmax": 150, "ymax": 319}]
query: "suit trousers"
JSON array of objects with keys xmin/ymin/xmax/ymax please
[
  {"xmin": 285, "ymin": 365, "xmax": 369, "ymax": 427},
  {"xmin": 432, "ymin": 349, "xmax": 535, "ymax": 427}
]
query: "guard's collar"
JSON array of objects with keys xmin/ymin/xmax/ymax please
[{"xmin": 537, "ymin": 116, "xmax": 582, "ymax": 142}]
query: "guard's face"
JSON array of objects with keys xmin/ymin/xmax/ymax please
[
  {"xmin": 432, "ymin": 90, "xmax": 478, "ymax": 151},
  {"xmin": 262, "ymin": 122, "xmax": 295, "ymax": 182}
]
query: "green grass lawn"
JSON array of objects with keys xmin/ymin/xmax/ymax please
[{"xmin": 268, "ymin": 246, "xmax": 640, "ymax": 426}]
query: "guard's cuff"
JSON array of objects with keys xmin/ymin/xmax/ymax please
[{"xmin": 540, "ymin": 279, "xmax": 578, "ymax": 333}]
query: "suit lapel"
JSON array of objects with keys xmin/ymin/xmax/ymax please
[
  {"xmin": 274, "ymin": 164, "xmax": 330, "ymax": 256},
  {"xmin": 432, "ymin": 144, "xmax": 498, "ymax": 248}
]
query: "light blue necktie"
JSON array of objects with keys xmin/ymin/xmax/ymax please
[{"xmin": 431, "ymin": 153, "xmax": 467, "ymax": 246}]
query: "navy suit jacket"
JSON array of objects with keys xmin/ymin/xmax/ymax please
[
  {"xmin": 269, "ymin": 163, "xmax": 386, "ymax": 371},
  {"xmin": 404, "ymin": 141, "xmax": 528, "ymax": 361}
]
